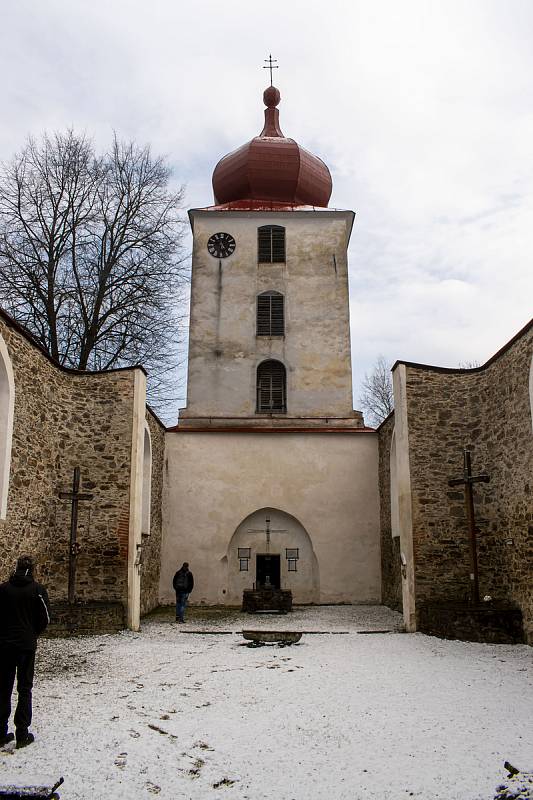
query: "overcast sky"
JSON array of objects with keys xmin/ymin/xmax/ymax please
[{"xmin": 1, "ymin": 0, "xmax": 532, "ymax": 422}]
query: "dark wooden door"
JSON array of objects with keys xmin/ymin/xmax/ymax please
[{"xmin": 256, "ymin": 554, "xmax": 281, "ymax": 589}]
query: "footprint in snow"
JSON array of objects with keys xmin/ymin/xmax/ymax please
[
  {"xmin": 194, "ymin": 740, "xmax": 213, "ymax": 751},
  {"xmin": 213, "ymin": 778, "xmax": 236, "ymax": 789},
  {"xmin": 188, "ymin": 757, "xmax": 205, "ymax": 778}
]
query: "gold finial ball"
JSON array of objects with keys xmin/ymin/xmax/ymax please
[{"xmin": 263, "ymin": 86, "xmax": 281, "ymax": 108}]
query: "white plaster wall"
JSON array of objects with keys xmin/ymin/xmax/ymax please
[
  {"xmin": 181, "ymin": 210, "xmax": 355, "ymax": 421},
  {"xmin": 160, "ymin": 431, "xmax": 381, "ymax": 606},
  {"xmin": 127, "ymin": 369, "xmax": 147, "ymax": 632},
  {"xmin": 392, "ymin": 364, "xmax": 417, "ymax": 632}
]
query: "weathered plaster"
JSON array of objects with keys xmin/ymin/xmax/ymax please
[
  {"xmin": 181, "ymin": 210, "xmax": 361, "ymax": 426},
  {"xmin": 160, "ymin": 431, "xmax": 381, "ymax": 606}
]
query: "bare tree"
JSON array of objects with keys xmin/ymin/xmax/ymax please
[
  {"xmin": 0, "ymin": 130, "xmax": 187, "ymax": 412},
  {"xmin": 359, "ymin": 355, "xmax": 394, "ymax": 427}
]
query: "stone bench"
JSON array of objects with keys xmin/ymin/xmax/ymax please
[{"xmin": 242, "ymin": 630, "xmax": 302, "ymax": 645}]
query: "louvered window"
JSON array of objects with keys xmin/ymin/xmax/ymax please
[
  {"xmin": 256, "ymin": 360, "xmax": 286, "ymax": 413},
  {"xmin": 257, "ymin": 291, "xmax": 284, "ymax": 337},
  {"xmin": 258, "ymin": 225, "xmax": 285, "ymax": 263}
]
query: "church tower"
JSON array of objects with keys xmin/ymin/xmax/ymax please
[
  {"xmin": 161, "ymin": 82, "xmax": 380, "ymax": 608},
  {"xmin": 179, "ymin": 85, "xmax": 363, "ymax": 429}
]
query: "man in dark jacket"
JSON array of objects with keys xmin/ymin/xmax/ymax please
[
  {"xmin": 0, "ymin": 554, "xmax": 50, "ymax": 749},
  {"xmin": 172, "ymin": 562, "xmax": 194, "ymax": 623}
]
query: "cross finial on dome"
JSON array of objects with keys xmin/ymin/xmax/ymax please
[{"xmin": 263, "ymin": 54, "xmax": 278, "ymax": 86}]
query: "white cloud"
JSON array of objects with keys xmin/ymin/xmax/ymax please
[{"xmin": 1, "ymin": 0, "xmax": 532, "ymax": 421}]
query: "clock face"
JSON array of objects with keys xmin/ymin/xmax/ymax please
[{"xmin": 207, "ymin": 232, "xmax": 236, "ymax": 259}]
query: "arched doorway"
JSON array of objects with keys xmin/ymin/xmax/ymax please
[{"xmin": 226, "ymin": 507, "xmax": 319, "ymax": 605}]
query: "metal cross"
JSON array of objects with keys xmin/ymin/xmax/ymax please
[
  {"xmin": 59, "ymin": 467, "xmax": 94, "ymax": 604},
  {"xmin": 248, "ymin": 516, "xmax": 287, "ymax": 552},
  {"xmin": 448, "ymin": 449, "xmax": 490, "ymax": 603},
  {"xmin": 263, "ymin": 54, "xmax": 278, "ymax": 86}
]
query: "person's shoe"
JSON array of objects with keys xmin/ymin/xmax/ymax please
[
  {"xmin": 0, "ymin": 732, "xmax": 14, "ymax": 747},
  {"xmin": 16, "ymin": 733, "xmax": 34, "ymax": 749}
]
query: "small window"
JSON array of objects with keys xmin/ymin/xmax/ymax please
[
  {"xmin": 256, "ymin": 360, "xmax": 286, "ymax": 413},
  {"xmin": 287, "ymin": 559, "xmax": 298, "ymax": 572},
  {"xmin": 257, "ymin": 291, "xmax": 284, "ymax": 337},
  {"xmin": 240, "ymin": 559, "xmax": 249, "ymax": 572},
  {"xmin": 286, "ymin": 548, "xmax": 299, "ymax": 560},
  {"xmin": 258, "ymin": 225, "xmax": 285, "ymax": 263}
]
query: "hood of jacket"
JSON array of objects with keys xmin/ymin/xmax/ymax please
[{"xmin": 9, "ymin": 571, "xmax": 34, "ymax": 587}]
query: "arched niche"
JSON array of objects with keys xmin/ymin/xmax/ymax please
[
  {"xmin": 390, "ymin": 428, "xmax": 400, "ymax": 538},
  {"xmin": 141, "ymin": 422, "xmax": 152, "ymax": 536},
  {"xmin": 225, "ymin": 507, "xmax": 319, "ymax": 605},
  {"xmin": 529, "ymin": 354, "xmax": 533, "ymax": 435},
  {"xmin": 0, "ymin": 334, "xmax": 15, "ymax": 520}
]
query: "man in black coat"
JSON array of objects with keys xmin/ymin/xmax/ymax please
[
  {"xmin": 0, "ymin": 554, "xmax": 50, "ymax": 749},
  {"xmin": 172, "ymin": 562, "xmax": 194, "ymax": 623}
]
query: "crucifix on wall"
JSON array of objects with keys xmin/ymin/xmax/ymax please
[
  {"xmin": 448, "ymin": 449, "xmax": 490, "ymax": 603},
  {"xmin": 248, "ymin": 516, "xmax": 287, "ymax": 552},
  {"xmin": 59, "ymin": 467, "xmax": 94, "ymax": 604}
]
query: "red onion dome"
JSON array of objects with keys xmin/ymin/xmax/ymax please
[{"xmin": 212, "ymin": 86, "xmax": 332, "ymax": 208}]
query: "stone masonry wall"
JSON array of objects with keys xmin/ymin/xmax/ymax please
[
  {"xmin": 0, "ymin": 312, "xmax": 137, "ymax": 609},
  {"xmin": 140, "ymin": 407, "xmax": 165, "ymax": 615},
  {"xmin": 402, "ymin": 321, "xmax": 533, "ymax": 643},
  {"xmin": 378, "ymin": 412, "xmax": 402, "ymax": 610}
]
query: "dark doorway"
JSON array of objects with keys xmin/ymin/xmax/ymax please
[{"xmin": 256, "ymin": 554, "xmax": 281, "ymax": 589}]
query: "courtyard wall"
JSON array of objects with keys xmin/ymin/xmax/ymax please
[
  {"xmin": 0, "ymin": 310, "xmax": 143, "ymax": 615},
  {"xmin": 396, "ymin": 319, "xmax": 533, "ymax": 642}
]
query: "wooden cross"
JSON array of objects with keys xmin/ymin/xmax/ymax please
[
  {"xmin": 263, "ymin": 54, "xmax": 278, "ymax": 86},
  {"xmin": 248, "ymin": 516, "xmax": 287, "ymax": 552},
  {"xmin": 59, "ymin": 467, "xmax": 94, "ymax": 604},
  {"xmin": 448, "ymin": 449, "xmax": 490, "ymax": 603}
]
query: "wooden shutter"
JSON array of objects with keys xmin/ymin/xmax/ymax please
[
  {"xmin": 258, "ymin": 226, "xmax": 285, "ymax": 263},
  {"xmin": 257, "ymin": 360, "xmax": 286, "ymax": 413},
  {"xmin": 257, "ymin": 292, "xmax": 284, "ymax": 336}
]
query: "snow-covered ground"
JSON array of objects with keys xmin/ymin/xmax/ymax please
[{"xmin": 1, "ymin": 605, "xmax": 532, "ymax": 799}]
